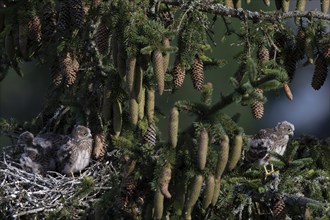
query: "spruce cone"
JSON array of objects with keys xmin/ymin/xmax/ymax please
[
  {"xmin": 295, "ymin": 0, "xmax": 307, "ymax": 24},
  {"xmin": 72, "ymin": 57, "xmax": 79, "ymax": 72},
  {"xmin": 321, "ymin": 43, "xmax": 330, "ymax": 63},
  {"xmin": 281, "ymin": 0, "xmax": 290, "ymax": 12},
  {"xmin": 312, "ymin": 54, "xmax": 328, "ymax": 90},
  {"xmin": 251, "ymin": 88, "xmax": 264, "ymax": 119},
  {"xmin": 51, "ymin": 64, "xmax": 63, "ymax": 88},
  {"xmin": 41, "ymin": 4, "xmax": 56, "ymax": 39},
  {"xmin": 319, "ymin": 33, "xmax": 330, "ymax": 64},
  {"xmin": 95, "ymin": 22, "xmax": 110, "ymax": 55},
  {"xmin": 92, "ymin": 132, "xmax": 106, "ymax": 160},
  {"xmin": 122, "ymin": 175, "xmax": 138, "ymax": 197},
  {"xmin": 57, "ymin": 2, "xmax": 71, "ymax": 33},
  {"xmin": 295, "ymin": 28, "xmax": 306, "ymax": 60},
  {"xmin": 321, "ymin": 0, "xmax": 330, "ymax": 13},
  {"xmin": 263, "ymin": 0, "xmax": 270, "ymax": 6},
  {"xmin": 117, "ymin": 175, "xmax": 138, "ymax": 210},
  {"xmin": 152, "ymin": 49, "xmax": 165, "ymax": 95},
  {"xmin": 28, "ymin": 16, "xmax": 42, "ymax": 44},
  {"xmin": 257, "ymin": 46, "xmax": 269, "ymax": 61},
  {"xmin": 172, "ymin": 61, "xmax": 186, "ymax": 88},
  {"xmin": 272, "ymin": 200, "xmax": 287, "ymax": 220},
  {"xmin": 284, "ymin": 48, "xmax": 297, "ymax": 82},
  {"xmin": 60, "ymin": 53, "xmax": 77, "ymax": 87},
  {"xmin": 225, "ymin": 0, "xmax": 234, "ymax": 8},
  {"xmin": 69, "ymin": 0, "xmax": 84, "ymax": 29},
  {"xmin": 283, "ymin": 83, "xmax": 293, "ymax": 100},
  {"xmin": 191, "ymin": 57, "xmax": 204, "ymax": 90},
  {"xmin": 143, "ymin": 124, "xmax": 156, "ymax": 146},
  {"xmin": 116, "ymin": 194, "xmax": 128, "ymax": 210}
]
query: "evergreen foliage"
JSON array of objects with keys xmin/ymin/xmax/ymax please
[{"xmin": 0, "ymin": 0, "xmax": 329, "ymax": 219}]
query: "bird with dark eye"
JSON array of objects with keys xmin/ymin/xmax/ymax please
[
  {"xmin": 245, "ymin": 121, "xmax": 295, "ymax": 178},
  {"xmin": 57, "ymin": 125, "xmax": 93, "ymax": 176},
  {"xmin": 18, "ymin": 125, "xmax": 93, "ymax": 176}
]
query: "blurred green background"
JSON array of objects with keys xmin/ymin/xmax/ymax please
[{"xmin": 0, "ymin": 1, "xmax": 329, "ymax": 147}]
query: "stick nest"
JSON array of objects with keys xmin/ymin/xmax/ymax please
[{"xmin": 0, "ymin": 150, "xmax": 120, "ymax": 219}]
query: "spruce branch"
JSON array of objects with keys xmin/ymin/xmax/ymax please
[
  {"xmin": 282, "ymin": 193, "xmax": 324, "ymax": 207},
  {"xmin": 160, "ymin": 1, "xmax": 330, "ymax": 21},
  {"xmin": 207, "ymin": 92, "xmax": 235, "ymax": 117}
]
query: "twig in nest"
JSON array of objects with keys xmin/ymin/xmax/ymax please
[{"xmin": 0, "ymin": 152, "xmax": 118, "ymax": 219}]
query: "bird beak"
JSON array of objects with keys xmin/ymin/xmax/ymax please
[{"xmin": 289, "ymin": 132, "xmax": 294, "ymax": 138}]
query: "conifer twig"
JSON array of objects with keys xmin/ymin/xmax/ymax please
[{"xmin": 207, "ymin": 92, "xmax": 235, "ymax": 117}]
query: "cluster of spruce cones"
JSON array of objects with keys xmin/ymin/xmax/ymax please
[
  {"xmin": 172, "ymin": 55, "xmax": 205, "ymax": 91},
  {"xmin": 251, "ymin": 88, "xmax": 264, "ymax": 120}
]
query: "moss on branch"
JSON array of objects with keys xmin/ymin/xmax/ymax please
[{"xmin": 160, "ymin": 0, "xmax": 330, "ymax": 21}]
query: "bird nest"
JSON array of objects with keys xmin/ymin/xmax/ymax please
[{"xmin": 0, "ymin": 150, "xmax": 120, "ymax": 219}]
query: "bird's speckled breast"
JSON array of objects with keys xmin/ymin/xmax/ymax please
[{"xmin": 72, "ymin": 150, "xmax": 91, "ymax": 172}]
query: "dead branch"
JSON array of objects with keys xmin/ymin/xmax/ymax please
[{"xmin": 160, "ymin": 0, "xmax": 330, "ymax": 22}]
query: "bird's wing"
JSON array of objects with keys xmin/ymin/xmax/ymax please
[
  {"xmin": 34, "ymin": 133, "xmax": 70, "ymax": 150},
  {"xmin": 57, "ymin": 139, "xmax": 74, "ymax": 163},
  {"xmin": 246, "ymin": 138, "xmax": 274, "ymax": 164},
  {"xmin": 254, "ymin": 128, "xmax": 273, "ymax": 139}
]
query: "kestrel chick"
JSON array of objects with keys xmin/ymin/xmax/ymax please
[
  {"xmin": 246, "ymin": 121, "xmax": 295, "ymax": 176},
  {"xmin": 57, "ymin": 125, "xmax": 93, "ymax": 175}
]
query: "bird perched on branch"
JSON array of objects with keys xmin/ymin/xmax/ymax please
[
  {"xmin": 18, "ymin": 125, "xmax": 93, "ymax": 176},
  {"xmin": 57, "ymin": 125, "xmax": 93, "ymax": 176},
  {"xmin": 245, "ymin": 121, "xmax": 295, "ymax": 177}
]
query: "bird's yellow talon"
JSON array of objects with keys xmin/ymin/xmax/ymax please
[{"xmin": 264, "ymin": 164, "xmax": 279, "ymax": 179}]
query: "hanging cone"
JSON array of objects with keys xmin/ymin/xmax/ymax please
[
  {"xmin": 281, "ymin": 0, "xmax": 290, "ymax": 12},
  {"xmin": 225, "ymin": 0, "xmax": 234, "ymax": 8},
  {"xmin": 257, "ymin": 46, "xmax": 270, "ymax": 62},
  {"xmin": 295, "ymin": 28, "xmax": 306, "ymax": 60},
  {"xmin": 129, "ymin": 98, "xmax": 139, "ymax": 126},
  {"xmin": 311, "ymin": 54, "xmax": 328, "ymax": 90},
  {"xmin": 263, "ymin": 0, "xmax": 271, "ymax": 6},
  {"xmin": 28, "ymin": 16, "xmax": 42, "ymax": 44},
  {"xmin": 60, "ymin": 53, "xmax": 77, "ymax": 87},
  {"xmin": 163, "ymin": 37, "xmax": 170, "ymax": 73},
  {"xmin": 152, "ymin": 49, "xmax": 165, "ymax": 95},
  {"xmin": 191, "ymin": 56, "xmax": 204, "ymax": 90},
  {"xmin": 321, "ymin": 0, "xmax": 330, "ymax": 13},
  {"xmin": 51, "ymin": 62, "xmax": 63, "ymax": 88},
  {"xmin": 143, "ymin": 124, "xmax": 156, "ymax": 146},
  {"xmin": 95, "ymin": 22, "xmax": 110, "ymax": 55},
  {"xmin": 284, "ymin": 48, "xmax": 297, "ymax": 82},
  {"xmin": 172, "ymin": 60, "xmax": 186, "ymax": 88},
  {"xmin": 251, "ymin": 88, "xmax": 264, "ymax": 119},
  {"xmin": 113, "ymin": 100, "xmax": 122, "ymax": 136},
  {"xmin": 69, "ymin": 0, "xmax": 84, "ymax": 29},
  {"xmin": 41, "ymin": 3, "xmax": 56, "ymax": 39},
  {"xmin": 295, "ymin": 0, "xmax": 306, "ymax": 24},
  {"xmin": 57, "ymin": 2, "xmax": 71, "ymax": 33},
  {"xmin": 92, "ymin": 132, "xmax": 106, "ymax": 160},
  {"xmin": 319, "ymin": 33, "xmax": 330, "ymax": 64},
  {"xmin": 146, "ymin": 87, "xmax": 155, "ymax": 123},
  {"xmin": 283, "ymin": 83, "xmax": 293, "ymax": 100},
  {"xmin": 272, "ymin": 199, "xmax": 287, "ymax": 220}
]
